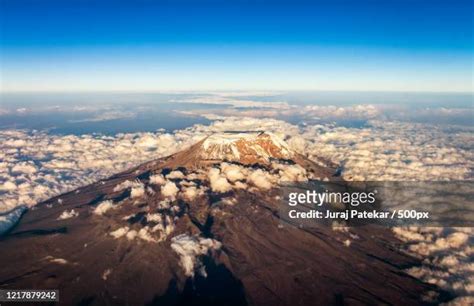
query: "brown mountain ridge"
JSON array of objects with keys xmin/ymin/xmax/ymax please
[{"xmin": 0, "ymin": 132, "xmax": 451, "ymax": 305}]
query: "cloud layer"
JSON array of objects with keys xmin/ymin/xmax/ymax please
[{"xmin": 0, "ymin": 115, "xmax": 473, "ymax": 301}]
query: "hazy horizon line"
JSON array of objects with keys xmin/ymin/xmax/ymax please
[{"xmin": 1, "ymin": 89, "xmax": 472, "ymax": 95}]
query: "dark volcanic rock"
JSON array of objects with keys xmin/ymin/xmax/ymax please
[{"xmin": 0, "ymin": 134, "xmax": 451, "ymax": 305}]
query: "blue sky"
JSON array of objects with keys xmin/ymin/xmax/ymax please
[{"xmin": 0, "ymin": 0, "xmax": 472, "ymax": 92}]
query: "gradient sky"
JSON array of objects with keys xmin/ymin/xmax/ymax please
[{"xmin": 0, "ymin": 0, "xmax": 472, "ymax": 92}]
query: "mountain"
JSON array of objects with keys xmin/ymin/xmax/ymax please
[
  {"xmin": 199, "ymin": 132, "xmax": 293, "ymax": 164},
  {"xmin": 0, "ymin": 132, "xmax": 450, "ymax": 306}
]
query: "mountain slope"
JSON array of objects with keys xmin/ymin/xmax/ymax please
[{"xmin": 0, "ymin": 133, "xmax": 450, "ymax": 305}]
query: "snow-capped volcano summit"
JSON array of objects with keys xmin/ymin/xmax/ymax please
[
  {"xmin": 0, "ymin": 134, "xmax": 449, "ymax": 306},
  {"xmin": 199, "ymin": 131, "xmax": 293, "ymax": 164},
  {"xmin": 162, "ymin": 131, "xmax": 298, "ymax": 169}
]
